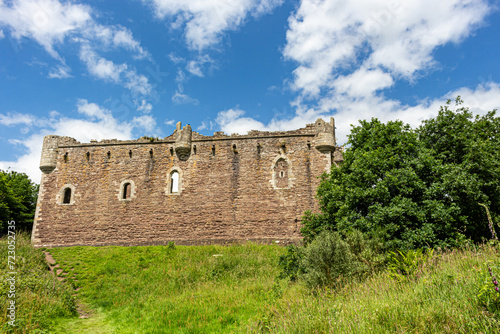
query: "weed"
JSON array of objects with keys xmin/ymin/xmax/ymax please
[{"xmin": 387, "ymin": 248, "xmax": 434, "ymax": 282}]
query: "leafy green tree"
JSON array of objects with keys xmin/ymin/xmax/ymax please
[
  {"xmin": 0, "ymin": 170, "xmax": 38, "ymax": 232},
  {"xmin": 302, "ymin": 98, "xmax": 498, "ymax": 249}
]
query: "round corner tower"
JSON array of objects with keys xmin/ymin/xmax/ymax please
[
  {"xmin": 314, "ymin": 117, "xmax": 336, "ymax": 153},
  {"xmin": 39, "ymin": 135, "xmax": 60, "ymax": 174}
]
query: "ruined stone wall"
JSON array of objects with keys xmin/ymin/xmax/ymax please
[{"xmin": 32, "ymin": 119, "xmax": 341, "ymax": 247}]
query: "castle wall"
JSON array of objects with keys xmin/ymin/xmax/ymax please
[{"xmin": 32, "ymin": 119, "xmax": 341, "ymax": 247}]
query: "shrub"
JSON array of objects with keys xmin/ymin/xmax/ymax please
[
  {"xmin": 299, "ymin": 231, "xmax": 361, "ymax": 289},
  {"xmin": 344, "ymin": 229, "xmax": 387, "ymax": 275},
  {"xmin": 277, "ymin": 244, "xmax": 303, "ymax": 281}
]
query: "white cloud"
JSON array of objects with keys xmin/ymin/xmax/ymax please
[
  {"xmin": 284, "ymin": 0, "xmax": 491, "ymax": 97},
  {"xmin": 0, "ymin": 99, "xmax": 161, "ymax": 183},
  {"xmin": 216, "ymin": 108, "xmax": 267, "ymax": 134},
  {"xmin": 215, "ymin": 83, "xmax": 500, "ymax": 145},
  {"xmin": 172, "ymin": 91, "xmax": 199, "ymax": 105},
  {"xmin": 0, "ymin": 0, "xmax": 91, "ymax": 58},
  {"xmin": 186, "ymin": 54, "xmax": 213, "ymax": 77},
  {"xmin": 84, "ymin": 24, "xmax": 150, "ymax": 59},
  {"xmin": 144, "ymin": 0, "xmax": 283, "ymax": 50},
  {"xmin": 48, "ymin": 63, "xmax": 71, "ymax": 78},
  {"xmin": 0, "ymin": 29, "xmax": 4, "ymax": 38},
  {"xmin": 132, "ymin": 115, "xmax": 157, "ymax": 133},
  {"xmin": 136, "ymin": 99, "xmax": 152, "ymax": 113},
  {"xmin": 79, "ymin": 44, "xmax": 151, "ymax": 96},
  {"xmin": 0, "ymin": 0, "xmax": 150, "ymax": 94},
  {"xmin": 0, "ymin": 112, "xmax": 37, "ymax": 126},
  {"xmin": 333, "ymin": 67, "xmax": 394, "ymax": 98},
  {"xmin": 79, "ymin": 44, "xmax": 123, "ymax": 81}
]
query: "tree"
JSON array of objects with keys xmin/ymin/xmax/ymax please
[
  {"xmin": 0, "ymin": 170, "xmax": 39, "ymax": 232},
  {"xmin": 302, "ymin": 98, "xmax": 499, "ymax": 249}
]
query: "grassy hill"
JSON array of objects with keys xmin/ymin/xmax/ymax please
[{"xmin": 1, "ymin": 233, "xmax": 500, "ymax": 333}]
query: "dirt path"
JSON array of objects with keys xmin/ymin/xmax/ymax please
[{"xmin": 44, "ymin": 251, "xmax": 91, "ymax": 319}]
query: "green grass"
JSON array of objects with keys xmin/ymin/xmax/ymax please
[
  {"xmin": 0, "ymin": 231, "xmax": 76, "ymax": 333},
  {"xmin": 49, "ymin": 242, "xmax": 285, "ymax": 333},
  {"xmin": 2, "ymin": 234, "xmax": 500, "ymax": 333},
  {"xmin": 261, "ymin": 245, "xmax": 500, "ymax": 333}
]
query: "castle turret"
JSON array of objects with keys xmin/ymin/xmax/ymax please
[
  {"xmin": 39, "ymin": 135, "xmax": 60, "ymax": 174},
  {"xmin": 314, "ymin": 117, "xmax": 336, "ymax": 153},
  {"xmin": 174, "ymin": 122, "xmax": 192, "ymax": 160}
]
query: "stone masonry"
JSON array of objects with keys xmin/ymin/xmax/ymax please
[{"xmin": 31, "ymin": 118, "xmax": 342, "ymax": 247}]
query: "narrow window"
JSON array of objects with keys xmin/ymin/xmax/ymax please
[
  {"xmin": 275, "ymin": 159, "xmax": 289, "ymax": 188},
  {"xmin": 63, "ymin": 188, "xmax": 72, "ymax": 204},
  {"xmin": 170, "ymin": 147, "xmax": 174, "ymax": 156},
  {"xmin": 212, "ymin": 145, "xmax": 216, "ymax": 156},
  {"xmin": 150, "ymin": 149, "xmax": 153, "ymax": 158},
  {"xmin": 123, "ymin": 183, "xmax": 131, "ymax": 199},
  {"xmin": 170, "ymin": 171, "xmax": 179, "ymax": 193},
  {"xmin": 307, "ymin": 141, "xmax": 311, "ymax": 150},
  {"xmin": 64, "ymin": 152, "xmax": 68, "ymax": 163},
  {"xmin": 129, "ymin": 150, "xmax": 132, "ymax": 158},
  {"xmin": 257, "ymin": 144, "xmax": 261, "ymax": 155},
  {"xmin": 193, "ymin": 145, "xmax": 197, "ymax": 155},
  {"xmin": 86, "ymin": 152, "xmax": 90, "ymax": 161},
  {"xmin": 233, "ymin": 144, "xmax": 238, "ymax": 153},
  {"xmin": 107, "ymin": 151, "xmax": 111, "ymax": 159}
]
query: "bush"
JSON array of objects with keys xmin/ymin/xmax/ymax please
[
  {"xmin": 344, "ymin": 229, "xmax": 387, "ymax": 275},
  {"xmin": 299, "ymin": 231, "xmax": 361, "ymax": 289},
  {"xmin": 302, "ymin": 98, "xmax": 500, "ymax": 249},
  {"xmin": 277, "ymin": 244, "xmax": 303, "ymax": 281}
]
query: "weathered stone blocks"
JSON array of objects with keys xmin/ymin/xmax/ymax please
[{"xmin": 32, "ymin": 118, "xmax": 342, "ymax": 247}]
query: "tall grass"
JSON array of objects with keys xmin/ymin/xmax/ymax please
[
  {"xmin": 259, "ymin": 244, "xmax": 500, "ymax": 333},
  {"xmin": 0, "ymin": 231, "xmax": 76, "ymax": 333},
  {"xmin": 3, "ymin": 233, "xmax": 500, "ymax": 333}
]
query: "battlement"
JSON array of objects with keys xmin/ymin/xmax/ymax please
[{"xmin": 32, "ymin": 118, "xmax": 342, "ymax": 248}]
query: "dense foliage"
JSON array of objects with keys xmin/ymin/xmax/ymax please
[
  {"xmin": 302, "ymin": 98, "xmax": 500, "ymax": 249},
  {"xmin": 0, "ymin": 170, "xmax": 38, "ymax": 232}
]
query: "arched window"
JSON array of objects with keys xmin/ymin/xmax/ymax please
[
  {"xmin": 58, "ymin": 184, "xmax": 76, "ymax": 205},
  {"xmin": 123, "ymin": 183, "xmax": 131, "ymax": 199},
  {"xmin": 275, "ymin": 158, "xmax": 289, "ymax": 188},
  {"xmin": 118, "ymin": 180, "xmax": 135, "ymax": 201},
  {"xmin": 63, "ymin": 187, "xmax": 72, "ymax": 204},
  {"xmin": 170, "ymin": 171, "xmax": 179, "ymax": 193}
]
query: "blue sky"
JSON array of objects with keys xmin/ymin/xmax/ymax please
[{"xmin": 1, "ymin": 0, "xmax": 500, "ymax": 183}]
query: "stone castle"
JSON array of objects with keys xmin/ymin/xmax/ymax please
[{"xmin": 31, "ymin": 118, "xmax": 342, "ymax": 247}]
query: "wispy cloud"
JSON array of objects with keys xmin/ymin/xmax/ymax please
[
  {"xmin": 144, "ymin": 0, "xmax": 283, "ymax": 50},
  {"xmin": 48, "ymin": 63, "xmax": 72, "ymax": 78},
  {"xmin": 0, "ymin": 99, "xmax": 161, "ymax": 183},
  {"xmin": 172, "ymin": 91, "xmax": 199, "ymax": 105},
  {"xmin": 0, "ymin": 112, "xmax": 38, "ymax": 126},
  {"xmin": 0, "ymin": 0, "xmax": 151, "ymax": 95},
  {"xmin": 79, "ymin": 44, "xmax": 151, "ymax": 96},
  {"xmin": 216, "ymin": 82, "xmax": 500, "ymax": 145}
]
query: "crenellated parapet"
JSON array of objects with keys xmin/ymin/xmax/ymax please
[
  {"xmin": 314, "ymin": 117, "xmax": 336, "ymax": 153},
  {"xmin": 174, "ymin": 121, "xmax": 192, "ymax": 161}
]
